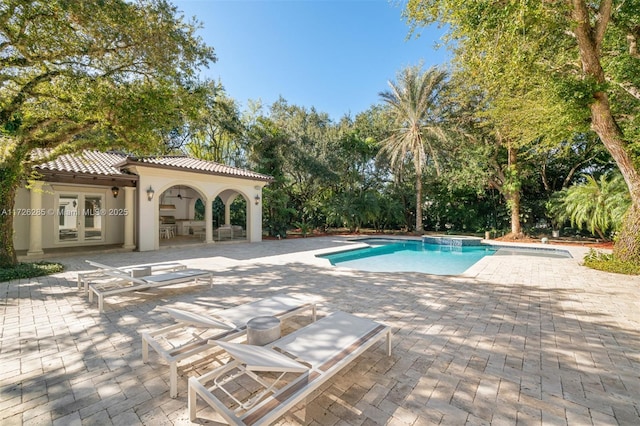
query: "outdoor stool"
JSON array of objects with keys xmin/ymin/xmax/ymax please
[{"xmin": 247, "ymin": 316, "xmax": 281, "ymax": 345}]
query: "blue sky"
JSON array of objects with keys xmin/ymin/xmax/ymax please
[{"xmin": 173, "ymin": 0, "xmax": 449, "ymax": 120}]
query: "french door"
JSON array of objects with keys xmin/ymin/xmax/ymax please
[{"xmin": 56, "ymin": 193, "xmax": 104, "ymax": 243}]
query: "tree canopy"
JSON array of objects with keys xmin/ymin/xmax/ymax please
[
  {"xmin": 404, "ymin": 0, "xmax": 640, "ymax": 261},
  {"xmin": 0, "ymin": 0, "xmax": 215, "ymax": 266}
]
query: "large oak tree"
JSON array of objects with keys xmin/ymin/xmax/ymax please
[{"xmin": 0, "ymin": 0, "xmax": 215, "ymax": 267}]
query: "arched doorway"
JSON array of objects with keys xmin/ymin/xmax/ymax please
[
  {"xmin": 212, "ymin": 190, "xmax": 248, "ymax": 241},
  {"xmin": 158, "ymin": 185, "xmax": 207, "ymax": 245}
]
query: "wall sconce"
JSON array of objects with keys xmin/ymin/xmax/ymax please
[
  {"xmin": 111, "ymin": 186, "xmax": 120, "ymax": 198},
  {"xmin": 146, "ymin": 186, "xmax": 155, "ymax": 201},
  {"xmin": 254, "ymin": 193, "xmax": 261, "ymax": 205}
]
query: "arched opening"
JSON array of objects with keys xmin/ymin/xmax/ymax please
[
  {"xmin": 158, "ymin": 185, "xmax": 206, "ymax": 245},
  {"xmin": 194, "ymin": 198, "xmax": 205, "ymax": 220},
  {"xmin": 212, "ymin": 190, "xmax": 248, "ymax": 241}
]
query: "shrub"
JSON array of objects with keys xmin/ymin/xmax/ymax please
[
  {"xmin": 293, "ymin": 222, "xmax": 313, "ymax": 237},
  {"xmin": 0, "ymin": 261, "xmax": 65, "ymax": 282},
  {"xmin": 583, "ymin": 249, "xmax": 640, "ymax": 275}
]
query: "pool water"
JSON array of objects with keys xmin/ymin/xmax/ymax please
[{"xmin": 319, "ymin": 240, "xmax": 497, "ymax": 275}]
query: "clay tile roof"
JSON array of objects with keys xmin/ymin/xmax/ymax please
[
  {"xmin": 128, "ymin": 155, "xmax": 273, "ymax": 181},
  {"xmin": 32, "ymin": 149, "xmax": 131, "ymax": 176},
  {"xmin": 31, "ymin": 149, "xmax": 273, "ymax": 182}
]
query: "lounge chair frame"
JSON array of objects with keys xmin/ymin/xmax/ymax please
[
  {"xmin": 85, "ymin": 261, "xmax": 213, "ymax": 313},
  {"xmin": 78, "ymin": 260, "xmax": 187, "ymax": 295},
  {"xmin": 141, "ymin": 294, "xmax": 317, "ymax": 398},
  {"xmin": 188, "ymin": 311, "xmax": 391, "ymax": 425}
]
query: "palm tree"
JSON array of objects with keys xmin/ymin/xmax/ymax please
[
  {"xmin": 551, "ymin": 171, "xmax": 630, "ymax": 240},
  {"xmin": 379, "ymin": 66, "xmax": 449, "ymax": 232}
]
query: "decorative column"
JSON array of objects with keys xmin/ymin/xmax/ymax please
[
  {"xmin": 123, "ymin": 186, "xmax": 135, "ymax": 249},
  {"xmin": 137, "ymin": 178, "xmax": 158, "ymax": 251},
  {"xmin": 205, "ymin": 197, "xmax": 213, "ymax": 243},
  {"xmin": 250, "ymin": 187, "xmax": 263, "ymax": 242},
  {"xmin": 224, "ymin": 202, "xmax": 231, "ymax": 226},
  {"xmin": 27, "ymin": 181, "xmax": 44, "ymax": 256}
]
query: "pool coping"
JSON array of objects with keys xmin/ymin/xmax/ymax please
[{"xmin": 343, "ymin": 235, "xmax": 574, "ymax": 256}]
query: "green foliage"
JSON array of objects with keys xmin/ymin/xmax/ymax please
[
  {"xmin": 583, "ymin": 249, "xmax": 640, "ymax": 275},
  {"xmin": 371, "ymin": 194, "xmax": 405, "ymax": 232},
  {"xmin": 0, "ymin": 0, "xmax": 215, "ymax": 266},
  {"xmin": 0, "ymin": 261, "xmax": 64, "ymax": 282},
  {"xmin": 230, "ymin": 197, "xmax": 247, "ymax": 227},
  {"xmin": 378, "ymin": 65, "xmax": 452, "ymax": 231},
  {"xmin": 424, "ymin": 182, "xmax": 509, "ymax": 233},
  {"xmin": 293, "ymin": 221, "xmax": 313, "ymax": 237},
  {"xmin": 185, "ymin": 81, "xmax": 246, "ymax": 166},
  {"xmin": 244, "ymin": 115, "xmax": 294, "ymax": 237},
  {"xmin": 502, "ymin": 165, "xmax": 522, "ymax": 197},
  {"xmin": 404, "ymin": 0, "xmax": 640, "ymax": 255},
  {"xmin": 0, "ymin": 0, "xmax": 215, "ymax": 150},
  {"xmin": 553, "ymin": 77, "xmax": 605, "ymax": 110},
  {"xmin": 325, "ymin": 190, "xmax": 380, "ymax": 233},
  {"xmin": 245, "ymin": 99, "xmax": 396, "ymax": 235},
  {"xmin": 379, "ymin": 66, "xmax": 450, "ymax": 175},
  {"xmin": 548, "ymin": 172, "xmax": 631, "ymax": 240}
]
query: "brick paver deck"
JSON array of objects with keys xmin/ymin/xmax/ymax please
[{"xmin": 1, "ymin": 237, "xmax": 639, "ymax": 425}]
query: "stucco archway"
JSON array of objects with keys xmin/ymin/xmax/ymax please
[
  {"xmin": 157, "ymin": 184, "xmax": 208, "ymax": 246},
  {"xmin": 211, "ymin": 189, "xmax": 249, "ymax": 242}
]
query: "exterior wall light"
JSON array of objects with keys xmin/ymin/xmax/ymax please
[
  {"xmin": 111, "ymin": 186, "xmax": 120, "ymax": 198},
  {"xmin": 254, "ymin": 194, "xmax": 260, "ymax": 205},
  {"xmin": 146, "ymin": 186, "xmax": 155, "ymax": 201}
]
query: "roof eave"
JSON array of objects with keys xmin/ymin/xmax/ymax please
[
  {"xmin": 34, "ymin": 169, "xmax": 139, "ymax": 187},
  {"xmin": 117, "ymin": 158, "xmax": 274, "ymax": 183}
]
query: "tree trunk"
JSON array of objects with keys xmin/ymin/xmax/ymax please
[
  {"xmin": 507, "ymin": 144, "xmax": 522, "ymax": 237},
  {"xmin": 615, "ymin": 205, "xmax": 640, "ymax": 263},
  {"xmin": 0, "ymin": 146, "xmax": 25, "ymax": 268},
  {"xmin": 505, "ymin": 145, "xmax": 522, "ymax": 236},
  {"xmin": 415, "ymin": 170, "xmax": 423, "ymax": 232},
  {"xmin": 0, "ymin": 186, "xmax": 18, "ymax": 268},
  {"xmin": 589, "ymin": 96, "xmax": 640, "ymax": 202},
  {"xmin": 508, "ymin": 190, "xmax": 522, "ymax": 236},
  {"xmin": 572, "ymin": 0, "xmax": 640, "ymax": 261}
]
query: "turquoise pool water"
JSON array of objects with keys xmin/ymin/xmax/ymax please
[{"xmin": 319, "ymin": 239, "xmax": 497, "ymax": 275}]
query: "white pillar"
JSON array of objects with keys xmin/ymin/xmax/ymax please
[
  {"xmin": 224, "ymin": 202, "xmax": 231, "ymax": 225},
  {"xmin": 250, "ymin": 191, "xmax": 263, "ymax": 243},
  {"xmin": 205, "ymin": 198, "xmax": 213, "ymax": 243},
  {"xmin": 123, "ymin": 186, "xmax": 135, "ymax": 249},
  {"xmin": 27, "ymin": 181, "xmax": 44, "ymax": 256},
  {"xmin": 137, "ymin": 179, "xmax": 158, "ymax": 251}
]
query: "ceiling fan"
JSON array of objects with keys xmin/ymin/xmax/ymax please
[{"xmin": 165, "ymin": 187, "xmax": 194, "ymax": 200}]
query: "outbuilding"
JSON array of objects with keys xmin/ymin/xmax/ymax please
[{"xmin": 13, "ymin": 150, "xmax": 273, "ymax": 257}]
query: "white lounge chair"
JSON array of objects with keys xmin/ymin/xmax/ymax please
[
  {"xmin": 78, "ymin": 260, "xmax": 187, "ymax": 295},
  {"xmin": 85, "ymin": 261, "xmax": 213, "ymax": 313},
  {"xmin": 188, "ymin": 311, "xmax": 392, "ymax": 425},
  {"xmin": 141, "ymin": 294, "xmax": 317, "ymax": 398}
]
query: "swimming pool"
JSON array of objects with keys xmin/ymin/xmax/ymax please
[
  {"xmin": 318, "ymin": 238, "xmax": 571, "ymax": 275},
  {"xmin": 318, "ymin": 239, "xmax": 497, "ymax": 275}
]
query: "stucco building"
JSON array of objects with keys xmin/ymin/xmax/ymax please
[{"xmin": 13, "ymin": 150, "xmax": 273, "ymax": 257}]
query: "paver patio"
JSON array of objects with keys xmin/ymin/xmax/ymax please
[{"xmin": 1, "ymin": 236, "xmax": 639, "ymax": 425}]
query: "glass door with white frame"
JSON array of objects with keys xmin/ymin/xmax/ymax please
[{"xmin": 57, "ymin": 193, "xmax": 104, "ymax": 243}]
